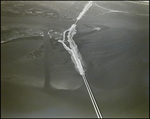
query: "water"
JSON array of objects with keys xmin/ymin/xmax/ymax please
[{"xmin": 1, "ymin": 1, "xmax": 149, "ymax": 118}]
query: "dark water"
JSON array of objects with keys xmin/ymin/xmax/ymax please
[{"xmin": 1, "ymin": 1, "xmax": 149, "ymax": 118}]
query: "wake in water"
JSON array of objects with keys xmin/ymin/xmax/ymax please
[
  {"xmin": 94, "ymin": 2, "xmax": 149, "ymax": 16},
  {"xmin": 94, "ymin": 2, "xmax": 128, "ymax": 15},
  {"xmin": 58, "ymin": 1, "xmax": 94, "ymax": 75},
  {"xmin": 58, "ymin": 24, "xmax": 85, "ymax": 76},
  {"xmin": 57, "ymin": 1, "xmax": 103, "ymax": 118}
]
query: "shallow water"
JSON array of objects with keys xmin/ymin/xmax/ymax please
[{"xmin": 1, "ymin": 1, "xmax": 149, "ymax": 118}]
